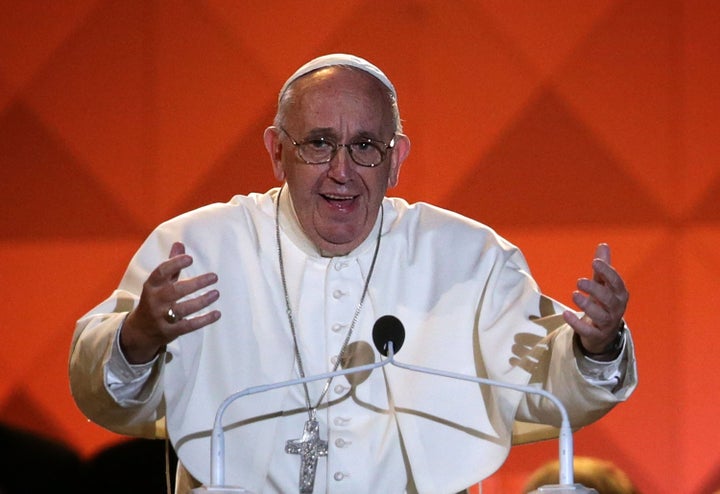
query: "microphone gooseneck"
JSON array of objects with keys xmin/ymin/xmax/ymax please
[{"xmin": 199, "ymin": 315, "xmax": 585, "ymax": 492}]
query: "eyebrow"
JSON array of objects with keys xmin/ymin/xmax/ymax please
[
  {"xmin": 304, "ymin": 127, "xmax": 338, "ymax": 140},
  {"xmin": 303, "ymin": 127, "xmax": 384, "ymax": 142}
]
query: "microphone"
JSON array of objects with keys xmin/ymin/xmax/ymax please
[
  {"xmin": 371, "ymin": 316, "xmax": 598, "ymax": 494},
  {"xmin": 372, "ymin": 314, "xmax": 405, "ymax": 356}
]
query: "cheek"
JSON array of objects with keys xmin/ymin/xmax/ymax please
[
  {"xmin": 284, "ymin": 167, "xmax": 322, "ymax": 200},
  {"xmin": 368, "ymin": 172, "xmax": 391, "ymax": 198}
]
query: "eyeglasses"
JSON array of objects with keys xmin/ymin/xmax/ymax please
[{"xmin": 279, "ymin": 127, "xmax": 395, "ymax": 168}]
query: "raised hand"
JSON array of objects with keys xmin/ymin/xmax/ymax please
[
  {"xmin": 120, "ymin": 241, "xmax": 221, "ymax": 364},
  {"xmin": 562, "ymin": 243, "xmax": 629, "ymax": 360}
]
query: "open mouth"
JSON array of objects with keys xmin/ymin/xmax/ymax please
[
  {"xmin": 321, "ymin": 193, "xmax": 358, "ymax": 211},
  {"xmin": 322, "ymin": 193, "xmax": 354, "ymax": 202}
]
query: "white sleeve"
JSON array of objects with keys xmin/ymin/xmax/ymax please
[
  {"xmin": 575, "ymin": 332, "xmax": 629, "ymax": 394},
  {"xmin": 104, "ymin": 325, "xmax": 159, "ymax": 403}
]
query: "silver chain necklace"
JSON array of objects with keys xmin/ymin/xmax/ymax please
[{"xmin": 275, "ymin": 186, "xmax": 383, "ymax": 493}]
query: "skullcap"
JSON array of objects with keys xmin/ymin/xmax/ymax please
[{"xmin": 278, "ymin": 53, "xmax": 396, "ymax": 102}]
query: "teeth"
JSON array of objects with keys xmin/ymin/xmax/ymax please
[{"xmin": 324, "ymin": 194, "xmax": 352, "ymax": 200}]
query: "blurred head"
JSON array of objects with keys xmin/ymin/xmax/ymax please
[
  {"xmin": 522, "ymin": 456, "xmax": 639, "ymax": 494},
  {"xmin": 264, "ymin": 55, "xmax": 410, "ymax": 256}
]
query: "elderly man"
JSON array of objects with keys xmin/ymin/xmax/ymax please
[{"xmin": 69, "ymin": 54, "xmax": 637, "ymax": 494}]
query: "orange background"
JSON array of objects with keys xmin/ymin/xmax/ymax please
[{"xmin": 1, "ymin": 1, "xmax": 719, "ymax": 493}]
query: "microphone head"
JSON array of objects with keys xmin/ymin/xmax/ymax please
[{"xmin": 372, "ymin": 315, "xmax": 405, "ymax": 356}]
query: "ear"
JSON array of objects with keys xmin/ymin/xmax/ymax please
[
  {"xmin": 387, "ymin": 133, "xmax": 410, "ymax": 188},
  {"xmin": 264, "ymin": 126, "xmax": 286, "ymax": 181}
]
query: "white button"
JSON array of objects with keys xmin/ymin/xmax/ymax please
[
  {"xmin": 334, "ymin": 261, "xmax": 349, "ymax": 271},
  {"xmin": 333, "ymin": 417, "xmax": 351, "ymax": 426},
  {"xmin": 330, "ymin": 355, "xmax": 339, "ymax": 365},
  {"xmin": 332, "ymin": 289, "xmax": 346, "ymax": 299},
  {"xmin": 334, "ymin": 384, "xmax": 347, "ymax": 394},
  {"xmin": 335, "ymin": 438, "xmax": 351, "ymax": 448},
  {"xmin": 333, "ymin": 472, "xmax": 348, "ymax": 481},
  {"xmin": 331, "ymin": 323, "xmax": 346, "ymax": 333}
]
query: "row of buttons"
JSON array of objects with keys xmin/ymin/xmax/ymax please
[
  {"xmin": 333, "ymin": 414, "xmax": 352, "ymax": 483},
  {"xmin": 331, "ymin": 258, "xmax": 353, "ymax": 484}
]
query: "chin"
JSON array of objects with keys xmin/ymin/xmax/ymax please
[{"xmin": 316, "ymin": 230, "xmax": 363, "ymax": 255}]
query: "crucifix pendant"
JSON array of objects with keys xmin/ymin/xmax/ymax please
[{"xmin": 285, "ymin": 409, "xmax": 328, "ymax": 494}]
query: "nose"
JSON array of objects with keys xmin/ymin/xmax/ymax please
[{"xmin": 327, "ymin": 145, "xmax": 353, "ymax": 181}]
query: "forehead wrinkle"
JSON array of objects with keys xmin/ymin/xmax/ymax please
[{"xmin": 288, "ymin": 76, "xmax": 392, "ymax": 143}]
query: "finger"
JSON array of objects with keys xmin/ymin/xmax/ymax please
[
  {"xmin": 572, "ymin": 291, "xmax": 614, "ymax": 328},
  {"xmin": 563, "ymin": 310, "xmax": 617, "ymax": 346},
  {"xmin": 593, "ymin": 243, "xmax": 610, "ymax": 282},
  {"xmin": 575, "ymin": 276, "xmax": 627, "ymax": 319},
  {"xmin": 563, "ymin": 310, "xmax": 595, "ymax": 337},
  {"xmin": 148, "ymin": 254, "xmax": 193, "ymax": 288},
  {"xmin": 595, "ymin": 243, "xmax": 611, "ymax": 264},
  {"xmin": 171, "ymin": 272, "xmax": 219, "ymax": 301},
  {"xmin": 564, "ymin": 310, "xmax": 616, "ymax": 349},
  {"xmin": 168, "ymin": 309, "xmax": 222, "ymax": 338},
  {"xmin": 576, "ymin": 279, "xmax": 615, "ymax": 309},
  {"xmin": 168, "ymin": 242, "xmax": 186, "ymax": 283},
  {"xmin": 591, "ymin": 260, "xmax": 627, "ymax": 297},
  {"xmin": 169, "ymin": 287, "xmax": 220, "ymax": 320},
  {"xmin": 169, "ymin": 241, "xmax": 185, "ymax": 258}
]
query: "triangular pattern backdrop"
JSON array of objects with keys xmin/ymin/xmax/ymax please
[{"xmin": 1, "ymin": 1, "xmax": 718, "ymax": 493}]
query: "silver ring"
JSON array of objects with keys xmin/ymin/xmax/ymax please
[{"xmin": 164, "ymin": 307, "xmax": 180, "ymax": 324}]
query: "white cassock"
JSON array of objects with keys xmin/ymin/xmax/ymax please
[{"xmin": 69, "ymin": 188, "xmax": 637, "ymax": 494}]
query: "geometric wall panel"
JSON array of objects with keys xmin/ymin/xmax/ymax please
[
  {"xmin": 0, "ymin": 102, "xmax": 145, "ymax": 239},
  {"xmin": 690, "ymin": 179, "xmax": 720, "ymax": 221},
  {"xmin": 683, "ymin": 0, "xmax": 720, "ymax": 214},
  {"xmin": 1, "ymin": 384, "xmax": 76, "ymax": 446},
  {"xmin": 173, "ymin": 114, "xmax": 279, "ymax": 216},
  {"xmin": 1, "ymin": 1, "xmax": 719, "ymax": 492},
  {"xmin": 679, "ymin": 228, "xmax": 720, "ymax": 493},
  {"xmin": 21, "ymin": 0, "xmax": 153, "ymax": 228},
  {"xmin": 443, "ymin": 87, "xmax": 670, "ymax": 227},
  {"xmin": 553, "ymin": 0, "xmax": 679, "ymax": 215},
  {"xmin": 0, "ymin": 238, "xmax": 142, "ymax": 458},
  {"xmin": 0, "ymin": 1, "xmax": 99, "ymax": 90}
]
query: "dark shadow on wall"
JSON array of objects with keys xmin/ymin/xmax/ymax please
[
  {"xmin": 84, "ymin": 437, "xmax": 178, "ymax": 494},
  {"xmin": 0, "ymin": 422, "xmax": 83, "ymax": 493},
  {"xmin": 0, "ymin": 423, "xmax": 178, "ymax": 494}
]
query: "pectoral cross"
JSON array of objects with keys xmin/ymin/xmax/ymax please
[{"xmin": 285, "ymin": 410, "xmax": 328, "ymax": 494}]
